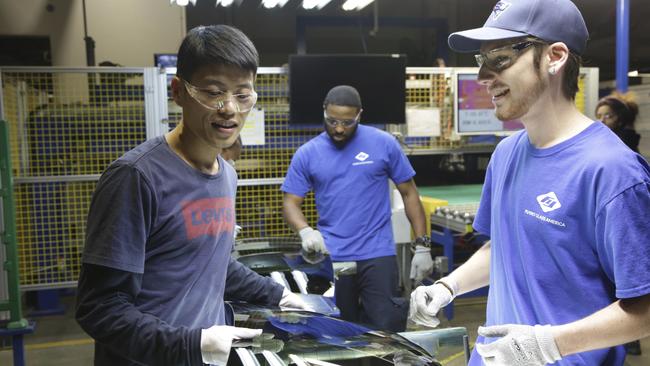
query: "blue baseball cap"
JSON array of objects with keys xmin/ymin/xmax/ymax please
[{"xmin": 448, "ymin": 0, "xmax": 589, "ymax": 55}]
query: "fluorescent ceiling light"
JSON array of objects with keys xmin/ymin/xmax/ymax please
[
  {"xmin": 342, "ymin": 0, "xmax": 374, "ymax": 11},
  {"xmin": 216, "ymin": 0, "xmax": 234, "ymax": 6},
  {"xmin": 303, "ymin": 0, "xmax": 332, "ymax": 9},
  {"xmin": 262, "ymin": 0, "xmax": 289, "ymax": 8},
  {"xmin": 170, "ymin": 0, "xmax": 197, "ymax": 6}
]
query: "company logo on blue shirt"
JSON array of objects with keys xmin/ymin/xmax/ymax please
[
  {"xmin": 352, "ymin": 151, "xmax": 374, "ymax": 166},
  {"xmin": 536, "ymin": 192, "xmax": 562, "ymax": 213},
  {"xmin": 355, "ymin": 152, "xmax": 369, "ymax": 161}
]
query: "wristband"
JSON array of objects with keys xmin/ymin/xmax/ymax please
[
  {"xmin": 412, "ymin": 235, "xmax": 431, "ymax": 249},
  {"xmin": 434, "ymin": 279, "xmax": 456, "ymax": 297}
]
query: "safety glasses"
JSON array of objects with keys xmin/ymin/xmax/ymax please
[
  {"xmin": 183, "ymin": 79, "xmax": 257, "ymax": 113},
  {"xmin": 323, "ymin": 109, "xmax": 362, "ymax": 128},
  {"xmin": 475, "ymin": 41, "xmax": 537, "ymax": 72}
]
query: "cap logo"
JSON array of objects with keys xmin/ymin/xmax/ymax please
[{"xmin": 492, "ymin": 1, "xmax": 511, "ymax": 20}]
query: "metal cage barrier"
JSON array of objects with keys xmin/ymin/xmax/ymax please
[
  {"xmin": 0, "ymin": 67, "xmax": 166, "ymax": 289},
  {"xmin": 0, "ymin": 66, "xmax": 597, "ymax": 290}
]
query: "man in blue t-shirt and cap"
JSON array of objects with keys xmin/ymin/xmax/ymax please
[
  {"xmin": 409, "ymin": 0, "xmax": 650, "ymax": 365},
  {"xmin": 282, "ymin": 85, "xmax": 431, "ymax": 332}
]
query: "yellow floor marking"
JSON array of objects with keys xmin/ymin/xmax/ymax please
[
  {"xmin": 23, "ymin": 338, "xmax": 95, "ymax": 350},
  {"xmin": 439, "ymin": 342, "xmax": 474, "ymax": 365}
]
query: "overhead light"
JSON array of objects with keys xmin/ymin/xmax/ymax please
[
  {"xmin": 342, "ymin": 0, "xmax": 374, "ymax": 11},
  {"xmin": 262, "ymin": 0, "xmax": 289, "ymax": 8},
  {"xmin": 170, "ymin": 0, "xmax": 197, "ymax": 6},
  {"xmin": 216, "ymin": 0, "xmax": 234, "ymax": 6},
  {"xmin": 628, "ymin": 70, "xmax": 639, "ymax": 77},
  {"xmin": 303, "ymin": 0, "xmax": 332, "ymax": 9}
]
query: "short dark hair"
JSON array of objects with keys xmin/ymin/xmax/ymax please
[
  {"xmin": 531, "ymin": 40, "xmax": 582, "ymax": 100},
  {"xmin": 176, "ymin": 25, "xmax": 258, "ymax": 81},
  {"xmin": 323, "ymin": 85, "xmax": 362, "ymax": 109},
  {"xmin": 596, "ymin": 93, "xmax": 639, "ymax": 128}
]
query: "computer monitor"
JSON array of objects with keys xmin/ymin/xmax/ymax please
[
  {"xmin": 154, "ymin": 53, "xmax": 178, "ymax": 90},
  {"xmin": 154, "ymin": 53, "xmax": 177, "ymax": 68},
  {"xmin": 289, "ymin": 54, "xmax": 407, "ymax": 125},
  {"xmin": 454, "ymin": 68, "xmax": 524, "ymax": 135}
]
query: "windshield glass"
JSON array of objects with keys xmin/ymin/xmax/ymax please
[{"xmin": 229, "ymin": 302, "xmax": 443, "ymax": 365}]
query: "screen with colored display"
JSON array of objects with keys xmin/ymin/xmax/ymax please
[{"xmin": 455, "ymin": 71, "xmax": 524, "ymax": 135}]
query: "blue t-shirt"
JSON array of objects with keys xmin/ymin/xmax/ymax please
[
  {"xmin": 83, "ymin": 136, "xmax": 238, "ymax": 329},
  {"xmin": 281, "ymin": 125, "xmax": 415, "ymax": 261},
  {"xmin": 471, "ymin": 122, "xmax": 650, "ymax": 365}
]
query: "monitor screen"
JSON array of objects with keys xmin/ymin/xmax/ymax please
[
  {"xmin": 455, "ymin": 70, "xmax": 524, "ymax": 135},
  {"xmin": 289, "ymin": 54, "xmax": 407, "ymax": 125},
  {"xmin": 154, "ymin": 53, "xmax": 177, "ymax": 68}
]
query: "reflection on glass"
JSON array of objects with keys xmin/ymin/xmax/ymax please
[{"xmin": 230, "ymin": 303, "xmax": 441, "ymax": 365}]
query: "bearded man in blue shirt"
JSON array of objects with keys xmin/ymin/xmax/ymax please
[
  {"xmin": 409, "ymin": 1, "xmax": 650, "ymax": 365},
  {"xmin": 282, "ymin": 85, "xmax": 431, "ymax": 332}
]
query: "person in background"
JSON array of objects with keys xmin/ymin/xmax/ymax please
[
  {"xmin": 76, "ymin": 25, "xmax": 308, "ymax": 366},
  {"xmin": 596, "ymin": 93, "xmax": 644, "ymax": 356},
  {"xmin": 281, "ymin": 85, "xmax": 432, "ymax": 332},
  {"xmin": 596, "ymin": 91, "xmax": 641, "ymax": 153},
  {"xmin": 409, "ymin": 0, "xmax": 650, "ymax": 365},
  {"xmin": 222, "ymin": 134, "xmax": 243, "ymax": 168}
]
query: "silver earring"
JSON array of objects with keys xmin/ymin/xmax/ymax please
[{"xmin": 549, "ymin": 67, "xmax": 557, "ymax": 75}]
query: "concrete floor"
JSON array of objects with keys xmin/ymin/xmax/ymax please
[{"xmin": 1, "ymin": 295, "xmax": 649, "ymax": 365}]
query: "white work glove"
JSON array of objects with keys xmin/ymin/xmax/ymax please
[
  {"xmin": 409, "ymin": 245, "xmax": 434, "ymax": 284},
  {"xmin": 298, "ymin": 227, "xmax": 327, "ymax": 254},
  {"xmin": 278, "ymin": 288, "xmax": 314, "ymax": 311},
  {"xmin": 233, "ymin": 225, "xmax": 242, "ymax": 239},
  {"xmin": 476, "ymin": 324, "xmax": 562, "ymax": 366},
  {"xmin": 408, "ymin": 277, "xmax": 457, "ymax": 328},
  {"xmin": 200, "ymin": 325, "xmax": 262, "ymax": 365}
]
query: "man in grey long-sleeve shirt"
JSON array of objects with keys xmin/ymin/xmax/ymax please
[{"xmin": 76, "ymin": 25, "xmax": 307, "ymax": 366}]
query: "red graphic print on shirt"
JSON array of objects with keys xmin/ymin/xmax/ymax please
[{"xmin": 182, "ymin": 197, "xmax": 234, "ymax": 240}]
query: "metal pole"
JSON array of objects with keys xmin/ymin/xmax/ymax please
[
  {"xmin": 615, "ymin": 0, "xmax": 629, "ymax": 92},
  {"xmin": 0, "ymin": 120, "xmax": 28, "ymax": 329},
  {"xmin": 82, "ymin": 0, "xmax": 95, "ymax": 66}
]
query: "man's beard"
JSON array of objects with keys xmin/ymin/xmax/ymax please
[
  {"xmin": 495, "ymin": 71, "xmax": 547, "ymax": 121},
  {"xmin": 326, "ymin": 124, "xmax": 357, "ymax": 149}
]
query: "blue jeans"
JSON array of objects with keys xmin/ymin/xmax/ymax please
[{"xmin": 334, "ymin": 255, "xmax": 407, "ymax": 332}]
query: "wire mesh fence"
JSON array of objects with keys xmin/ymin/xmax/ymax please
[
  {"xmin": 0, "ymin": 66, "xmax": 594, "ymax": 289},
  {"xmin": 2, "ymin": 68, "xmax": 147, "ymax": 288}
]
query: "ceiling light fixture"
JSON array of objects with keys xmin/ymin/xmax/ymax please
[
  {"xmin": 170, "ymin": 0, "xmax": 197, "ymax": 6},
  {"xmin": 302, "ymin": 0, "xmax": 332, "ymax": 10},
  {"xmin": 342, "ymin": 0, "xmax": 374, "ymax": 11},
  {"xmin": 216, "ymin": 0, "xmax": 234, "ymax": 6},
  {"xmin": 262, "ymin": 0, "xmax": 289, "ymax": 8}
]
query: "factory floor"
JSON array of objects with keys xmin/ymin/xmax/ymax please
[{"xmin": 1, "ymin": 294, "xmax": 649, "ymax": 366}]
